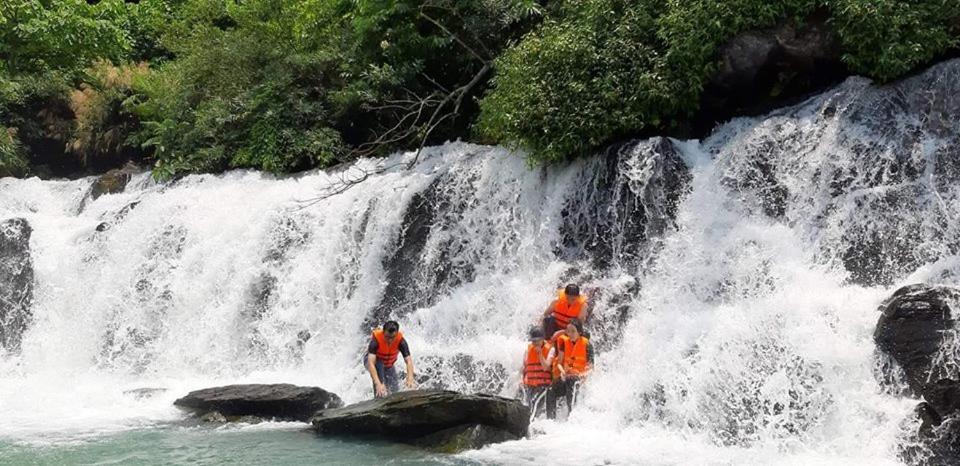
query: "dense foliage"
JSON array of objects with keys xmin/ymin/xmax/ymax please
[
  {"xmin": 0, "ymin": 0, "xmax": 957, "ymax": 177},
  {"xmin": 478, "ymin": 0, "xmax": 960, "ymax": 163}
]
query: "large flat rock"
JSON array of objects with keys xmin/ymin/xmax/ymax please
[
  {"xmin": 311, "ymin": 389, "xmax": 529, "ymax": 450},
  {"xmin": 174, "ymin": 384, "xmax": 342, "ymax": 422}
]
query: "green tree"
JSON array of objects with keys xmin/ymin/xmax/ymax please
[{"xmin": 477, "ymin": 0, "xmax": 959, "ymax": 164}]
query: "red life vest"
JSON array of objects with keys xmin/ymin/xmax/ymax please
[
  {"xmin": 522, "ymin": 342, "xmax": 553, "ymax": 387},
  {"xmin": 372, "ymin": 329, "xmax": 404, "ymax": 368},
  {"xmin": 562, "ymin": 335, "xmax": 590, "ymax": 376},
  {"xmin": 553, "ymin": 289, "xmax": 586, "ymax": 330}
]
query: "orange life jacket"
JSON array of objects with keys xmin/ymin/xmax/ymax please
[
  {"xmin": 372, "ymin": 329, "xmax": 404, "ymax": 368},
  {"xmin": 522, "ymin": 342, "xmax": 553, "ymax": 387},
  {"xmin": 561, "ymin": 335, "xmax": 590, "ymax": 376},
  {"xmin": 552, "ymin": 289, "xmax": 586, "ymax": 330}
]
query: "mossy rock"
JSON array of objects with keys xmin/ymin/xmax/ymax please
[{"xmin": 89, "ymin": 169, "xmax": 132, "ymax": 200}]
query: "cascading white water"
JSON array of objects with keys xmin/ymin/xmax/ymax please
[{"xmin": 2, "ymin": 59, "xmax": 960, "ymax": 464}]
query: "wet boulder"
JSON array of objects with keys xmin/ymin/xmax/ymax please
[
  {"xmin": 0, "ymin": 217, "xmax": 33, "ymax": 353},
  {"xmin": 79, "ymin": 164, "xmax": 143, "ymax": 212},
  {"xmin": 89, "ymin": 167, "xmax": 135, "ymax": 201},
  {"xmin": 874, "ymin": 284, "xmax": 959, "ymax": 397},
  {"xmin": 874, "ymin": 284, "xmax": 960, "ymax": 464},
  {"xmin": 311, "ymin": 390, "xmax": 528, "ymax": 452},
  {"xmin": 174, "ymin": 384, "xmax": 342, "ymax": 422}
]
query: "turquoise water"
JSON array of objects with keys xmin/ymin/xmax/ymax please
[{"xmin": 0, "ymin": 424, "xmax": 477, "ymax": 466}]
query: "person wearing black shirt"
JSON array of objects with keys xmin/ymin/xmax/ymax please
[{"xmin": 366, "ymin": 320, "xmax": 417, "ymax": 397}]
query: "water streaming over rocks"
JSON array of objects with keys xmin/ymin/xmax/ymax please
[{"xmin": 2, "ymin": 59, "xmax": 960, "ymax": 464}]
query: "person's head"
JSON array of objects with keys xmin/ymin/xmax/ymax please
[
  {"xmin": 528, "ymin": 327, "xmax": 545, "ymax": 346},
  {"xmin": 564, "ymin": 284, "xmax": 580, "ymax": 297},
  {"xmin": 566, "ymin": 318, "xmax": 583, "ymax": 340},
  {"xmin": 383, "ymin": 320, "xmax": 400, "ymax": 340}
]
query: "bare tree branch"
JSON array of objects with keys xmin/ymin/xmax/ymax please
[
  {"xmin": 419, "ymin": 11, "xmax": 489, "ymax": 62},
  {"xmin": 301, "ymin": 8, "xmax": 496, "ymax": 204}
]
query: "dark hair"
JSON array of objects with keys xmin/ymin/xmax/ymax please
[
  {"xmin": 567, "ymin": 318, "xmax": 583, "ymax": 334},
  {"xmin": 528, "ymin": 327, "xmax": 545, "ymax": 340},
  {"xmin": 565, "ymin": 284, "xmax": 580, "ymax": 296},
  {"xmin": 383, "ymin": 320, "xmax": 400, "ymax": 332}
]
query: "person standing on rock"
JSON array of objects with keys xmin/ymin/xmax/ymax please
[
  {"xmin": 520, "ymin": 327, "xmax": 555, "ymax": 418},
  {"xmin": 542, "ymin": 284, "xmax": 592, "ymax": 337},
  {"xmin": 366, "ymin": 320, "xmax": 417, "ymax": 398},
  {"xmin": 547, "ymin": 318, "xmax": 593, "ymax": 418}
]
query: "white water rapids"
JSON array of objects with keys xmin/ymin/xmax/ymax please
[{"xmin": 2, "ymin": 61, "xmax": 960, "ymax": 465}]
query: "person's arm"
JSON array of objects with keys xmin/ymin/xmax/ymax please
[
  {"xmin": 403, "ymin": 356, "xmax": 416, "ymax": 388},
  {"xmin": 543, "ymin": 299, "xmax": 558, "ymax": 318},
  {"xmin": 366, "ymin": 339, "xmax": 388, "ymax": 396},
  {"xmin": 539, "ymin": 346, "xmax": 554, "ymax": 371},
  {"xmin": 399, "ymin": 339, "xmax": 416, "ymax": 389},
  {"xmin": 367, "ymin": 353, "xmax": 388, "ymax": 396},
  {"xmin": 557, "ymin": 342, "xmax": 567, "ymax": 380}
]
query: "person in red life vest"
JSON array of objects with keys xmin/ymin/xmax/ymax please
[
  {"xmin": 365, "ymin": 320, "xmax": 417, "ymax": 398},
  {"xmin": 520, "ymin": 327, "xmax": 555, "ymax": 418},
  {"xmin": 542, "ymin": 284, "xmax": 591, "ymax": 337},
  {"xmin": 546, "ymin": 318, "xmax": 593, "ymax": 417}
]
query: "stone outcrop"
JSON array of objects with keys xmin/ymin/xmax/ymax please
[
  {"xmin": 311, "ymin": 390, "xmax": 529, "ymax": 453},
  {"xmin": 697, "ymin": 12, "xmax": 844, "ymax": 134},
  {"xmin": 874, "ymin": 284, "xmax": 960, "ymax": 464},
  {"xmin": 174, "ymin": 384, "xmax": 342, "ymax": 422},
  {"xmin": 0, "ymin": 217, "xmax": 33, "ymax": 353},
  {"xmin": 874, "ymin": 284, "xmax": 959, "ymax": 396}
]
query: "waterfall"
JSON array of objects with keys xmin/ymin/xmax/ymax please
[{"xmin": 2, "ymin": 59, "xmax": 959, "ymax": 463}]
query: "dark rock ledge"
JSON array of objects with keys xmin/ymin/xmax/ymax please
[
  {"xmin": 174, "ymin": 383, "xmax": 342, "ymax": 423},
  {"xmin": 311, "ymin": 389, "xmax": 529, "ymax": 453}
]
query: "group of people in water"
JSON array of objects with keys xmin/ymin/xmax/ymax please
[{"xmin": 363, "ymin": 283, "xmax": 594, "ymax": 419}]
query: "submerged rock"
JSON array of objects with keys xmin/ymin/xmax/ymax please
[
  {"xmin": 0, "ymin": 217, "xmax": 33, "ymax": 353},
  {"xmin": 174, "ymin": 384, "xmax": 342, "ymax": 422},
  {"xmin": 558, "ymin": 137, "xmax": 690, "ymax": 271},
  {"xmin": 710, "ymin": 59, "xmax": 960, "ymax": 286},
  {"xmin": 123, "ymin": 387, "xmax": 168, "ymax": 399},
  {"xmin": 311, "ymin": 390, "xmax": 528, "ymax": 451}
]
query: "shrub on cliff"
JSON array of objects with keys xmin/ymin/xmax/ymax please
[
  {"xmin": 0, "ymin": 0, "xmax": 173, "ymax": 174},
  {"xmin": 68, "ymin": 61, "xmax": 150, "ymax": 166},
  {"xmin": 0, "ymin": 126, "xmax": 28, "ymax": 177}
]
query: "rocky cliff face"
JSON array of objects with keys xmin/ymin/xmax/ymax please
[{"xmin": 0, "ymin": 217, "xmax": 33, "ymax": 354}]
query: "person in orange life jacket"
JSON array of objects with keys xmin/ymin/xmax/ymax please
[
  {"xmin": 542, "ymin": 284, "xmax": 591, "ymax": 337},
  {"xmin": 546, "ymin": 318, "xmax": 593, "ymax": 417},
  {"xmin": 366, "ymin": 320, "xmax": 417, "ymax": 398},
  {"xmin": 520, "ymin": 327, "xmax": 555, "ymax": 418}
]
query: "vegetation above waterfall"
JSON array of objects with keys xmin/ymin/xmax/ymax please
[{"xmin": 1, "ymin": 0, "xmax": 958, "ymax": 178}]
